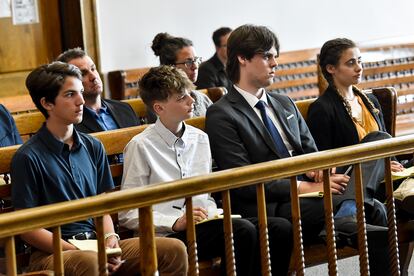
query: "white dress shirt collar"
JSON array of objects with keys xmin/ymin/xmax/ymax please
[{"xmin": 233, "ymin": 85, "xmax": 268, "ymax": 108}]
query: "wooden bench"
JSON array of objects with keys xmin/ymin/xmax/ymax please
[
  {"xmin": 0, "ymin": 95, "xmax": 37, "ymax": 115},
  {"xmin": 268, "ymin": 47, "xmax": 321, "ymax": 101},
  {"xmin": 10, "ymin": 87, "xmax": 225, "ymax": 142},
  {"xmin": 106, "ymin": 50, "xmax": 321, "ymax": 101},
  {"xmin": 2, "ymin": 87, "xmax": 412, "ymax": 275},
  {"xmin": 359, "ymin": 44, "xmax": 414, "ymax": 136},
  {"xmin": 107, "ymin": 67, "xmax": 151, "ymax": 100}
]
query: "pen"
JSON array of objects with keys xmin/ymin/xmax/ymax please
[
  {"xmin": 112, "ymin": 259, "xmax": 126, "ymax": 265},
  {"xmin": 344, "ymin": 166, "xmax": 353, "ymax": 176},
  {"xmin": 172, "ymin": 205, "xmax": 182, "ymax": 210}
]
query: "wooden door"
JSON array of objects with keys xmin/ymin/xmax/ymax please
[{"xmin": 0, "ymin": 0, "xmax": 62, "ymax": 98}]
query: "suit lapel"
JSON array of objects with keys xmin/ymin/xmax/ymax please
[
  {"xmin": 79, "ymin": 113, "xmax": 103, "ymax": 132},
  {"xmin": 104, "ymin": 100, "xmax": 123, "ymax": 128},
  {"xmin": 228, "ymin": 88, "xmax": 280, "ymax": 157},
  {"xmin": 266, "ymin": 95, "xmax": 299, "ymax": 147}
]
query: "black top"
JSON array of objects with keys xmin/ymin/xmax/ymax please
[
  {"xmin": 0, "ymin": 104, "xmax": 22, "ymax": 147},
  {"xmin": 195, "ymin": 53, "xmax": 232, "ymax": 91},
  {"xmin": 307, "ymin": 85, "xmax": 386, "ymax": 152}
]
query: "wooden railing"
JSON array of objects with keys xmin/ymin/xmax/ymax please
[{"xmin": 1, "ymin": 134, "xmax": 414, "ymax": 275}]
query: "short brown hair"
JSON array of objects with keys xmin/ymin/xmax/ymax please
[
  {"xmin": 26, "ymin": 62, "xmax": 82, "ymax": 118},
  {"xmin": 139, "ymin": 65, "xmax": 195, "ymax": 111},
  {"xmin": 227, "ymin": 24, "xmax": 279, "ymax": 83},
  {"xmin": 56, "ymin": 47, "xmax": 86, "ymax": 63},
  {"xmin": 151, "ymin": 33, "xmax": 193, "ymax": 65}
]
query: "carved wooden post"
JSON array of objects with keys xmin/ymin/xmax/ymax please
[
  {"xmin": 322, "ymin": 169, "xmax": 338, "ymax": 276},
  {"xmin": 384, "ymin": 157, "xmax": 400, "ymax": 276},
  {"xmin": 139, "ymin": 206, "xmax": 158, "ymax": 275},
  {"xmin": 222, "ymin": 190, "xmax": 236, "ymax": 275},
  {"xmin": 185, "ymin": 197, "xmax": 199, "ymax": 276},
  {"xmin": 290, "ymin": 176, "xmax": 305, "ymax": 276},
  {"xmin": 354, "ymin": 163, "xmax": 369, "ymax": 276},
  {"xmin": 52, "ymin": 226, "xmax": 64, "ymax": 276},
  {"xmin": 95, "ymin": 216, "xmax": 108, "ymax": 276},
  {"xmin": 256, "ymin": 182, "xmax": 271, "ymax": 276},
  {"xmin": 5, "ymin": 236, "xmax": 17, "ymax": 276}
]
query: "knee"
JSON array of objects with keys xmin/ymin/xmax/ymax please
[
  {"xmin": 63, "ymin": 250, "xmax": 99, "ymax": 276},
  {"xmin": 156, "ymin": 237, "xmax": 187, "ymax": 261},
  {"xmin": 232, "ymin": 219, "xmax": 257, "ymax": 239},
  {"xmin": 367, "ymin": 199, "xmax": 387, "ymax": 226},
  {"xmin": 268, "ymin": 217, "xmax": 292, "ymax": 238}
]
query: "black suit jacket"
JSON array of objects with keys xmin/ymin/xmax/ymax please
[
  {"xmin": 206, "ymin": 87, "xmax": 318, "ymax": 217},
  {"xmin": 195, "ymin": 53, "xmax": 232, "ymax": 91},
  {"xmin": 307, "ymin": 86, "xmax": 386, "ymax": 152},
  {"xmin": 75, "ymin": 98, "xmax": 140, "ymax": 134}
]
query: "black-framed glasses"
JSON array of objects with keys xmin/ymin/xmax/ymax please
[{"xmin": 175, "ymin": 57, "xmax": 202, "ymax": 68}]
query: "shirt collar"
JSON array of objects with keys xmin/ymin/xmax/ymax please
[
  {"xmin": 154, "ymin": 119, "xmax": 187, "ymax": 148},
  {"xmin": 84, "ymin": 101, "xmax": 109, "ymax": 117},
  {"xmin": 38, "ymin": 124, "xmax": 84, "ymax": 155},
  {"xmin": 234, "ymin": 85, "xmax": 268, "ymax": 109}
]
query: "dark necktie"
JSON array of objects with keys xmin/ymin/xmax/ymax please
[{"xmin": 255, "ymin": 100, "xmax": 291, "ymax": 158}]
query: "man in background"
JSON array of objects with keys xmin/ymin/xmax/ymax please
[
  {"xmin": 195, "ymin": 27, "xmax": 232, "ymax": 91},
  {"xmin": 57, "ymin": 48, "xmax": 140, "ymax": 133}
]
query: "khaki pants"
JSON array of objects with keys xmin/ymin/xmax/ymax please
[{"xmin": 28, "ymin": 237, "xmax": 188, "ymax": 276}]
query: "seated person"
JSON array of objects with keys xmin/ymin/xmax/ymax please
[
  {"xmin": 57, "ymin": 48, "xmax": 140, "ymax": 133},
  {"xmin": 148, "ymin": 32, "xmax": 212, "ymax": 123},
  {"xmin": 206, "ymin": 25, "xmax": 390, "ymax": 276},
  {"xmin": 307, "ymin": 38, "xmax": 407, "ymax": 205},
  {"xmin": 119, "ymin": 65, "xmax": 261, "ymax": 276},
  {"xmin": 0, "ymin": 104, "xmax": 22, "ymax": 185},
  {"xmin": 195, "ymin": 27, "xmax": 233, "ymax": 91},
  {"xmin": 0, "ymin": 104, "xmax": 23, "ymax": 147},
  {"xmin": 11, "ymin": 61, "xmax": 188, "ymax": 276}
]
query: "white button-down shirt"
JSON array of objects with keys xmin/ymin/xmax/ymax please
[{"xmin": 119, "ymin": 119, "xmax": 217, "ymax": 236}]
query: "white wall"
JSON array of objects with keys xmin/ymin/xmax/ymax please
[{"xmin": 97, "ymin": 0, "xmax": 414, "ymax": 73}]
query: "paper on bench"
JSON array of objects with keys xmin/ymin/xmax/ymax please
[
  {"xmin": 68, "ymin": 239, "xmax": 122, "ymax": 257},
  {"xmin": 298, "ymin": 191, "xmax": 324, "ymax": 198},
  {"xmin": 196, "ymin": 208, "xmax": 241, "ymax": 225},
  {"xmin": 389, "ymin": 166, "xmax": 414, "ymax": 181}
]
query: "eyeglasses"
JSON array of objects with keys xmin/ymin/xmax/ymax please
[{"xmin": 175, "ymin": 57, "xmax": 202, "ymax": 68}]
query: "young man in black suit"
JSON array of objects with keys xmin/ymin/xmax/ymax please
[
  {"xmin": 206, "ymin": 24, "xmax": 390, "ymax": 275},
  {"xmin": 57, "ymin": 48, "xmax": 140, "ymax": 133}
]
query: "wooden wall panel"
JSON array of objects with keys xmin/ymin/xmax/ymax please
[{"xmin": 0, "ymin": 0, "xmax": 61, "ymax": 97}]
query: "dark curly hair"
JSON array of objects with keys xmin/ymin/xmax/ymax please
[
  {"xmin": 319, "ymin": 38, "xmax": 356, "ymax": 85},
  {"xmin": 151, "ymin": 33, "xmax": 193, "ymax": 65}
]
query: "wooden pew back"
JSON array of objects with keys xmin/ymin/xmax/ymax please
[
  {"xmin": 11, "ymin": 87, "xmax": 225, "ymax": 142},
  {"xmin": 0, "ymin": 95, "xmax": 37, "ymax": 114},
  {"xmin": 106, "ymin": 50, "xmax": 321, "ymax": 101},
  {"xmin": 107, "ymin": 67, "xmax": 151, "ymax": 100},
  {"xmin": 268, "ymin": 48, "xmax": 320, "ymax": 101},
  {"xmin": 1, "ymin": 87, "xmax": 402, "ymax": 275}
]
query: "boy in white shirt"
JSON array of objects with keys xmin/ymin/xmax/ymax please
[{"xmin": 119, "ymin": 65, "xmax": 259, "ymax": 275}]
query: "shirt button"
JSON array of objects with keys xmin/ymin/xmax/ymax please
[
  {"xmin": 72, "ymin": 165, "xmax": 75, "ymax": 169},
  {"xmin": 182, "ymin": 173, "xmax": 185, "ymax": 177},
  {"xmin": 178, "ymin": 153, "xmax": 181, "ymax": 157}
]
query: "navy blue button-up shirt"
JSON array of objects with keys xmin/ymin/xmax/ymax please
[{"xmin": 11, "ymin": 124, "xmax": 114, "ymax": 238}]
